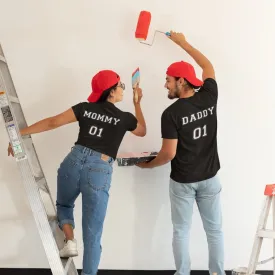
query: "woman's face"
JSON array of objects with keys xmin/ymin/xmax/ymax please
[{"xmin": 111, "ymin": 81, "xmax": 125, "ymax": 102}]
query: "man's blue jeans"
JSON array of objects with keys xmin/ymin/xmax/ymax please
[
  {"xmin": 169, "ymin": 174, "xmax": 225, "ymax": 275},
  {"xmin": 56, "ymin": 145, "xmax": 114, "ymax": 275}
]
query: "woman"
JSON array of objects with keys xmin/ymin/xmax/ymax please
[{"xmin": 8, "ymin": 69, "xmax": 146, "ymax": 275}]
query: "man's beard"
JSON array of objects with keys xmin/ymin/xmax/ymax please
[{"xmin": 168, "ymin": 87, "xmax": 180, "ymax": 99}]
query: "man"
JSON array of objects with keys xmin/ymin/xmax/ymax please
[{"xmin": 137, "ymin": 31, "xmax": 224, "ymax": 275}]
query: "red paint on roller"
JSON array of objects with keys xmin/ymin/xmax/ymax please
[{"xmin": 135, "ymin": 11, "xmax": 151, "ymax": 40}]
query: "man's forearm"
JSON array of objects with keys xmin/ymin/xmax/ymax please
[
  {"xmin": 134, "ymin": 103, "xmax": 146, "ymax": 128},
  {"xmin": 179, "ymin": 40, "xmax": 212, "ymax": 70},
  {"xmin": 144, "ymin": 150, "xmax": 172, "ymax": 168}
]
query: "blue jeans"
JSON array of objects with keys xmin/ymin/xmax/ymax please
[
  {"xmin": 169, "ymin": 174, "xmax": 225, "ymax": 275},
  {"xmin": 56, "ymin": 144, "xmax": 114, "ymax": 275}
]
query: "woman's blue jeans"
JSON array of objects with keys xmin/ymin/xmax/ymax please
[{"xmin": 56, "ymin": 144, "xmax": 114, "ymax": 275}]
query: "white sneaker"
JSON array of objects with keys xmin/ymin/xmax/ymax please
[{"xmin": 59, "ymin": 239, "xmax": 78, "ymax": 258}]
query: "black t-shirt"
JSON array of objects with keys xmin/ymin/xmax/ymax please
[
  {"xmin": 72, "ymin": 101, "xmax": 137, "ymax": 159},
  {"xmin": 161, "ymin": 78, "xmax": 220, "ymax": 183}
]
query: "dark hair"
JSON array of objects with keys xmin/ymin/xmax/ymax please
[
  {"xmin": 174, "ymin": 77, "xmax": 199, "ymax": 90},
  {"xmin": 96, "ymin": 82, "xmax": 118, "ymax": 103}
]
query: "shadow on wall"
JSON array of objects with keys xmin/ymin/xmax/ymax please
[
  {"xmin": 131, "ymin": 163, "xmax": 172, "ymax": 267},
  {"xmin": 0, "ymin": 147, "xmax": 48, "ymax": 268},
  {"xmin": 22, "ymin": 65, "xmax": 83, "ymax": 191}
]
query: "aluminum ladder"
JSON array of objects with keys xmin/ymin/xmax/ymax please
[
  {"xmin": 0, "ymin": 44, "xmax": 79, "ymax": 275},
  {"xmin": 232, "ymin": 184, "xmax": 275, "ymax": 275}
]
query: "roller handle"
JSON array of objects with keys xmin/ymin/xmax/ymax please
[{"xmin": 157, "ymin": 31, "xmax": 171, "ymax": 36}]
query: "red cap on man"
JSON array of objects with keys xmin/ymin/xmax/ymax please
[
  {"xmin": 87, "ymin": 70, "xmax": 120, "ymax": 102},
  {"xmin": 166, "ymin": 61, "xmax": 203, "ymax": 87}
]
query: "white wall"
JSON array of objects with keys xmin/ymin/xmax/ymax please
[{"xmin": 0, "ymin": 0, "xmax": 275, "ymax": 271}]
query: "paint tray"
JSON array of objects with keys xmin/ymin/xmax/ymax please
[{"xmin": 116, "ymin": 151, "xmax": 158, "ymax": 166}]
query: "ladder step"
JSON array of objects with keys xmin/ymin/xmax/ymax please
[
  {"xmin": 0, "ymin": 55, "xmax": 6, "ymax": 63},
  {"xmin": 8, "ymin": 95, "xmax": 20, "ymax": 103},
  {"xmin": 63, "ymin": 257, "xmax": 73, "ymax": 274},
  {"xmin": 48, "ymin": 215, "xmax": 59, "ymax": 234},
  {"xmin": 258, "ymin": 229, "xmax": 275, "ymax": 239},
  {"xmin": 48, "ymin": 214, "xmax": 57, "ymax": 222},
  {"xmin": 36, "ymin": 176, "xmax": 50, "ymax": 193}
]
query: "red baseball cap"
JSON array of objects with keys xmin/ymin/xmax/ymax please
[
  {"xmin": 87, "ymin": 70, "xmax": 120, "ymax": 102},
  {"xmin": 166, "ymin": 61, "xmax": 203, "ymax": 87}
]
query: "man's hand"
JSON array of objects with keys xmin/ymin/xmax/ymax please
[
  {"xmin": 167, "ymin": 30, "xmax": 215, "ymax": 80},
  {"xmin": 8, "ymin": 143, "xmax": 14, "ymax": 157},
  {"xmin": 136, "ymin": 139, "xmax": 177, "ymax": 169},
  {"xmin": 167, "ymin": 31, "xmax": 187, "ymax": 46},
  {"xmin": 133, "ymin": 86, "xmax": 143, "ymax": 105}
]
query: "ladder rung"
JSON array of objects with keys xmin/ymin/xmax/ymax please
[
  {"xmin": 48, "ymin": 215, "xmax": 57, "ymax": 222},
  {"xmin": 8, "ymin": 95, "xmax": 20, "ymax": 103},
  {"xmin": 258, "ymin": 256, "xmax": 275, "ymax": 264},
  {"xmin": 258, "ymin": 229, "xmax": 275, "ymax": 239},
  {"xmin": 36, "ymin": 177, "xmax": 49, "ymax": 193},
  {"xmin": 64, "ymin": 257, "xmax": 73, "ymax": 274},
  {"xmin": 22, "ymin": 135, "xmax": 31, "ymax": 140},
  {"xmin": 0, "ymin": 55, "xmax": 6, "ymax": 63}
]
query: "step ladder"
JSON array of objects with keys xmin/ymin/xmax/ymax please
[
  {"xmin": 232, "ymin": 184, "xmax": 275, "ymax": 275},
  {"xmin": 0, "ymin": 44, "xmax": 79, "ymax": 275}
]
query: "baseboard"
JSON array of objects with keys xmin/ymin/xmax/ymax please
[{"xmin": 0, "ymin": 269, "xmax": 272, "ymax": 275}]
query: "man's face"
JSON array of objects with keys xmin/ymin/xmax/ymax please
[{"xmin": 165, "ymin": 75, "xmax": 181, "ymax": 99}]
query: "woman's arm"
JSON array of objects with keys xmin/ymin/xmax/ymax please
[
  {"xmin": 131, "ymin": 102, "xmax": 146, "ymax": 137},
  {"xmin": 20, "ymin": 108, "xmax": 77, "ymax": 136},
  {"xmin": 8, "ymin": 108, "xmax": 77, "ymax": 157},
  {"xmin": 131, "ymin": 86, "xmax": 147, "ymax": 137}
]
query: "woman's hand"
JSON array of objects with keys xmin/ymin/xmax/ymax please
[
  {"xmin": 133, "ymin": 86, "xmax": 143, "ymax": 105},
  {"xmin": 8, "ymin": 143, "xmax": 14, "ymax": 157}
]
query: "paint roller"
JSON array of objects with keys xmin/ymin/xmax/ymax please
[{"xmin": 135, "ymin": 11, "xmax": 170, "ymax": 46}]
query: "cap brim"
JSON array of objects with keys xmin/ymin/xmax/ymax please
[
  {"xmin": 187, "ymin": 77, "xmax": 203, "ymax": 87},
  {"xmin": 87, "ymin": 92, "xmax": 100, "ymax": 103}
]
